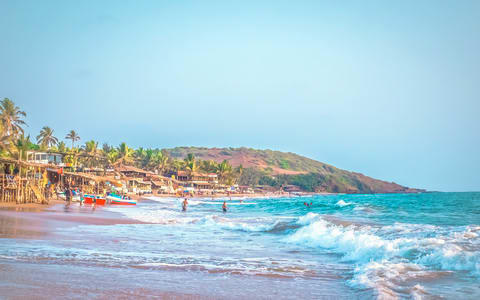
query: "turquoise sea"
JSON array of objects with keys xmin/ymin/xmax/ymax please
[{"xmin": 1, "ymin": 192, "xmax": 479, "ymax": 299}]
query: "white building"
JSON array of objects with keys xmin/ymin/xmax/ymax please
[{"xmin": 26, "ymin": 151, "xmax": 65, "ymax": 166}]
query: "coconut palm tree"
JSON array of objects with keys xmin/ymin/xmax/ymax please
[
  {"xmin": 10, "ymin": 134, "xmax": 34, "ymax": 160},
  {"xmin": 83, "ymin": 140, "xmax": 98, "ymax": 155},
  {"xmin": 64, "ymin": 148, "xmax": 80, "ymax": 168},
  {"xmin": 65, "ymin": 130, "xmax": 80, "ymax": 150},
  {"xmin": 152, "ymin": 150, "xmax": 169, "ymax": 174},
  {"xmin": 200, "ymin": 160, "xmax": 218, "ymax": 173},
  {"xmin": 106, "ymin": 150, "xmax": 119, "ymax": 165},
  {"xmin": 36, "ymin": 126, "xmax": 58, "ymax": 149},
  {"xmin": 102, "ymin": 143, "xmax": 113, "ymax": 154},
  {"xmin": 116, "ymin": 142, "xmax": 134, "ymax": 165},
  {"xmin": 57, "ymin": 141, "xmax": 67, "ymax": 153},
  {"xmin": 81, "ymin": 140, "xmax": 99, "ymax": 167},
  {"xmin": 216, "ymin": 160, "xmax": 233, "ymax": 183},
  {"xmin": 0, "ymin": 98, "xmax": 26, "ymax": 139},
  {"xmin": 83, "ymin": 140, "xmax": 98, "ymax": 160},
  {"xmin": 184, "ymin": 153, "xmax": 197, "ymax": 174},
  {"xmin": 234, "ymin": 164, "xmax": 244, "ymax": 182},
  {"xmin": 134, "ymin": 147, "xmax": 147, "ymax": 167}
]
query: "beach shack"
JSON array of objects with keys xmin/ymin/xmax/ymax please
[
  {"xmin": 115, "ymin": 166, "xmax": 155, "ymax": 194},
  {"xmin": 175, "ymin": 171, "xmax": 217, "ymax": 194},
  {"xmin": 61, "ymin": 171, "xmax": 123, "ymax": 195},
  {"xmin": 126, "ymin": 178, "xmax": 152, "ymax": 194},
  {"xmin": 176, "ymin": 171, "xmax": 189, "ymax": 182},
  {"xmin": 116, "ymin": 165, "xmax": 154, "ymax": 178},
  {"xmin": 149, "ymin": 174, "xmax": 177, "ymax": 194},
  {"xmin": 26, "ymin": 151, "xmax": 65, "ymax": 166},
  {"xmin": 0, "ymin": 157, "xmax": 58, "ymax": 205}
]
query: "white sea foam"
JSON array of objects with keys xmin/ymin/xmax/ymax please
[
  {"xmin": 351, "ymin": 261, "xmax": 440, "ymax": 299},
  {"xmin": 336, "ymin": 200, "xmax": 353, "ymax": 207},
  {"xmin": 296, "ymin": 212, "xmax": 321, "ymax": 225},
  {"xmin": 107, "ymin": 205, "xmax": 183, "ymax": 224},
  {"xmin": 193, "ymin": 215, "xmax": 280, "ymax": 232},
  {"xmin": 285, "ymin": 215, "xmax": 480, "ymax": 298},
  {"xmin": 143, "ymin": 196, "xmax": 179, "ymax": 203}
]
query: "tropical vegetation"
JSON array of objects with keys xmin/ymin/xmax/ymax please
[{"xmin": 0, "ymin": 98, "xmax": 421, "ymax": 193}]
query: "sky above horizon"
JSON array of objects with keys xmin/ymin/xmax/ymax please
[{"xmin": 1, "ymin": 1, "xmax": 479, "ymax": 192}]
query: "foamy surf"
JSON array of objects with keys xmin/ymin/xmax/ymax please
[
  {"xmin": 285, "ymin": 213, "xmax": 480, "ymax": 298},
  {"xmin": 336, "ymin": 200, "xmax": 353, "ymax": 207},
  {"xmin": 14, "ymin": 192, "xmax": 476, "ymax": 299}
]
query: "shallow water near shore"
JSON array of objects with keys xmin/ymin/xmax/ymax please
[{"xmin": 1, "ymin": 192, "xmax": 479, "ymax": 299}]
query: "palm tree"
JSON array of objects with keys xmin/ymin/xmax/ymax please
[
  {"xmin": 216, "ymin": 160, "xmax": 233, "ymax": 183},
  {"xmin": 152, "ymin": 150, "xmax": 169, "ymax": 174},
  {"xmin": 169, "ymin": 159, "xmax": 185, "ymax": 172},
  {"xmin": 82, "ymin": 140, "xmax": 99, "ymax": 167},
  {"xmin": 234, "ymin": 164, "xmax": 244, "ymax": 181},
  {"xmin": 134, "ymin": 147, "xmax": 147, "ymax": 167},
  {"xmin": 0, "ymin": 98, "xmax": 26, "ymax": 139},
  {"xmin": 65, "ymin": 130, "xmax": 80, "ymax": 149},
  {"xmin": 144, "ymin": 149, "xmax": 155, "ymax": 169},
  {"xmin": 57, "ymin": 141, "xmax": 67, "ymax": 153},
  {"xmin": 83, "ymin": 140, "xmax": 98, "ymax": 155},
  {"xmin": 102, "ymin": 143, "xmax": 113, "ymax": 154},
  {"xmin": 37, "ymin": 126, "xmax": 58, "ymax": 149},
  {"xmin": 184, "ymin": 153, "xmax": 197, "ymax": 174},
  {"xmin": 107, "ymin": 150, "xmax": 119, "ymax": 165},
  {"xmin": 116, "ymin": 142, "xmax": 134, "ymax": 165},
  {"xmin": 10, "ymin": 134, "xmax": 34, "ymax": 160},
  {"xmin": 200, "ymin": 160, "xmax": 218, "ymax": 173},
  {"xmin": 64, "ymin": 147, "xmax": 80, "ymax": 168}
]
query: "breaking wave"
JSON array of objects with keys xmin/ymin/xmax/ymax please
[
  {"xmin": 285, "ymin": 213, "xmax": 480, "ymax": 298},
  {"xmin": 336, "ymin": 200, "xmax": 353, "ymax": 207}
]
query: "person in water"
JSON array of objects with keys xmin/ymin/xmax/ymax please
[
  {"xmin": 65, "ymin": 186, "xmax": 72, "ymax": 204},
  {"xmin": 222, "ymin": 201, "xmax": 227, "ymax": 213},
  {"xmin": 182, "ymin": 198, "xmax": 188, "ymax": 212}
]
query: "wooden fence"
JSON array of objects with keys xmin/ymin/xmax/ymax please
[{"xmin": 0, "ymin": 175, "xmax": 47, "ymax": 205}]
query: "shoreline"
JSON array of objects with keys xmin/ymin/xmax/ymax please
[
  {"xmin": 0, "ymin": 191, "xmax": 327, "ymax": 211},
  {"xmin": 0, "ymin": 200, "xmax": 143, "ymax": 239},
  {"xmin": 0, "ymin": 199, "xmax": 65, "ymax": 211},
  {"xmin": 0, "ymin": 190, "xmax": 427, "ymax": 211}
]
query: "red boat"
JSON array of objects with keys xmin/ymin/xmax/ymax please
[
  {"xmin": 82, "ymin": 195, "xmax": 106, "ymax": 205},
  {"xmin": 95, "ymin": 196, "xmax": 106, "ymax": 205},
  {"xmin": 83, "ymin": 195, "xmax": 95, "ymax": 204}
]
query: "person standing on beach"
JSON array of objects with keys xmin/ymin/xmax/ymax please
[
  {"xmin": 182, "ymin": 198, "xmax": 188, "ymax": 212},
  {"xmin": 65, "ymin": 186, "xmax": 72, "ymax": 205},
  {"xmin": 222, "ymin": 201, "xmax": 227, "ymax": 213}
]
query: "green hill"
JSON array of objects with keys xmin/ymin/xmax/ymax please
[{"xmin": 165, "ymin": 147, "xmax": 424, "ymax": 194}]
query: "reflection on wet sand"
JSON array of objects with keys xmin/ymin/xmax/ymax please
[{"xmin": 0, "ymin": 203, "xmax": 143, "ymax": 239}]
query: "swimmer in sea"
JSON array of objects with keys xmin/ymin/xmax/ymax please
[
  {"xmin": 222, "ymin": 201, "xmax": 227, "ymax": 213},
  {"xmin": 182, "ymin": 198, "xmax": 188, "ymax": 212}
]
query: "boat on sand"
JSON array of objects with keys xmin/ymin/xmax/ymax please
[
  {"xmin": 83, "ymin": 194, "xmax": 106, "ymax": 205},
  {"xmin": 107, "ymin": 193, "xmax": 137, "ymax": 205}
]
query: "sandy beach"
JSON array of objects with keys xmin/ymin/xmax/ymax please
[
  {"xmin": 0, "ymin": 201, "xmax": 198, "ymax": 299},
  {"xmin": 2, "ymin": 193, "xmax": 478, "ymax": 299},
  {"xmin": 0, "ymin": 196, "xmax": 358, "ymax": 299}
]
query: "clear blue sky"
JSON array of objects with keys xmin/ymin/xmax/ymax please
[{"xmin": 1, "ymin": 1, "xmax": 479, "ymax": 192}]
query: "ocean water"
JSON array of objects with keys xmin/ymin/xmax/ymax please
[{"xmin": 1, "ymin": 192, "xmax": 480, "ymax": 299}]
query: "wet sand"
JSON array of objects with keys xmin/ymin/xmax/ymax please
[
  {"xmin": 0, "ymin": 202, "xmax": 170, "ymax": 299},
  {"xmin": 0, "ymin": 202, "xmax": 145, "ymax": 239},
  {"xmin": 0, "ymin": 202, "xmax": 354, "ymax": 299}
]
